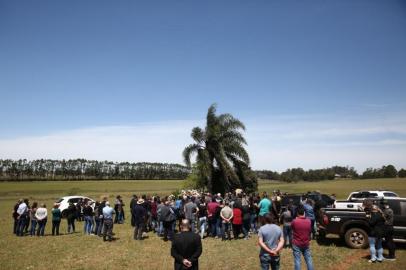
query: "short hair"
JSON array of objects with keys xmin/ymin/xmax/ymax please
[
  {"xmin": 297, "ymin": 205, "xmax": 305, "ymax": 216},
  {"xmin": 264, "ymin": 214, "xmax": 274, "ymax": 224}
]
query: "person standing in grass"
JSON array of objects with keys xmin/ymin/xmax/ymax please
[
  {"xmin": 383, "ymin": 200, "xmax": 396, "ymax": 261},
  {"xmin": 220, "ymin": 201, "xmax": 233, "ymax": 241},
  {"xmin": 258, "ymin": 193, "xmax": 272, "ymax": 225},
  {"xmin": 83, "ymin": 201, "xmax": 94, "ymax": 235},
  {"xmin": 291, "ymin": 206, "xmax": 314, "ymax": 270},
  {"xmin": 171, "ymin": 219, "xmax": 202, "ymax": 270},
  {"xmin": 367, "ymin": 205, "xmax": 385, "ymax": 263},
  {"xmin": 132, "ymin": 198, "xmax": 147, "ymax": 240},
  {"xmin": 29, "ymin": 202, "xmax": 38, "ymax": 236},
  {"xmin": 35, "ymin": 203, "xmax": 48, "ymax": 236},
  {"xmin": 232, "ymin": 204, "xmax": 243, "ymax": 239},
  {"xmin": 258, "ymin": 213, "xmax": 284, "ymax": 270},
  {"xmin": 184, "ymin": 197, "xmax": 199, "ymax": 233},
  {"xmin": 102, "ymin": 201, "xmax": 115, "ymax": 241},
  {"xmin": 52, "ymin": 203, "xmax": 61, "ymax": 236},
  {"xmin": 66, "ymin": 201, "xmax": 77, "ymax": 233},
  {"xmin": 16, "ymin": 198, "xmax": 29, "ymax": 236},
  {"xmin": 197, "ymin": 198, "xmax": 208, "ymax": 239},
  {"xmin": 279, "ymin": 206, "xmax": 293, "ymax": 248},
  {"xmin": 13, "ymin": 199, "xmax": 22, "ymax": 234}
]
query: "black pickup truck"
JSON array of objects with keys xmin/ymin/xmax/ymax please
[{"xmin": 317, "ymin": 198, "xmax": 406, "ymax": 248}]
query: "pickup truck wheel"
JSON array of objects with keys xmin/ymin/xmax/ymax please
[
  {"xmin": 344, "ymin": 228, "xmax": 368, "ymax": 249},
  {"xmin": 61, "ymin": 210, "xmax": 68, "ymax": 218}
]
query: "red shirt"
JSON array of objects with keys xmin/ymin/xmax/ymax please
[
  {"xmin": 291, "ymin": 216, "xmax": 311, "ymax": 248},
  {"xmin": 232, "ymin": 208, "xmax": 242, "ymax": 225},
  {"xmin": 207, "ymin": 202, "xmax": 219, "ymax": 217}
]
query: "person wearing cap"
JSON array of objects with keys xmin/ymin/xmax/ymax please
[
  {"xmin": 171, "ymin": 219, "xmax": 202, "ymax": 270},
  {"xmin": 132, "ymin": 198, "xmax": 147, "ymax": 240},
  {"xmin": 102, "ymin": 201, "xmax": 115, "ymax": 241}
]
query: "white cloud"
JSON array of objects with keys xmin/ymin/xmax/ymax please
[{"xmin": 0, "ymin": 113, "xmax": 405, "ymax": 173}]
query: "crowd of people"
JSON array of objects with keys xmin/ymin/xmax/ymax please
[{"xmin": 11, "ymin": 189, "xmax": 397, "ymax": 270}]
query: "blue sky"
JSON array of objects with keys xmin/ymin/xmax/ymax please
[{"xmin": 0, "ymin": 0, "xmax": 405, "ymax": 172}]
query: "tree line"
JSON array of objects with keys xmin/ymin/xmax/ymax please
[
  {"xmin": 0, "ymin": 159, "xmax": 191, "ymax": 181},
  {"xmin": 1, "ymin": 159, "xmax": 404, "ymax": 183},
  {"xmin": 255, "ymin": 165, "xmax": 406, "ymax": 182}
]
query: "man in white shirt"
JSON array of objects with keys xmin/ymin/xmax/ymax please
[
  {"xmin": 102, "ymin": 201, "xmax": 115, "ymax": 241},
  {"xmin": 16, "ymin": 199, "xmax": 29, "ymax": 236}
]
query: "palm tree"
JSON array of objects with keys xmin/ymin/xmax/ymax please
[{"xmin": 183, "ymin": 104, "xmax": 257, "ymax": 194}]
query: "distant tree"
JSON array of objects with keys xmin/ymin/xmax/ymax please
[
  {"xmin": 383, "ymin": 165, "xmax": 397, "ymax": 178},
  {"xmin": 398, "ymin": 168, "xmax": 406, "ymax": 178}
]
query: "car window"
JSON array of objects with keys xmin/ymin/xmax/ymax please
[
  {"xmin": 388, "ymin": 200, "xmax": 401, "ymax": 215},
  {"xmin": 383, "ymin": 192, "xmax": 398, "ymax": 197},
  {"xmin": 281, "ymin": 196, "xmax": 301, "ymax": 205},
  {"xmin": 68, "ymin": 198, "xmax": 79, "ymax": 204},
  {"xmin": 321, "ymin": 195, "xmax": 333, "ymax": 203},
  {"xmin": 400, "ymin": 202, "xmax": 406, "ymax": 216},
  {"xmin": 56, "ymin": 198, "xmax": 64, "ymax": 203}
]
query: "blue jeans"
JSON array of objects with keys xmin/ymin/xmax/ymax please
[
  {"xmin": 368, "ymin": 237, "xmax": 384, "ymax": 261},
  {"xmin": 242, "ymin": 219, "xmax": 251, "ymax": 238},
  {"xmin": 216, "ymin": 218, "xmax": 222, "ymax": 237},
  {"xmin": 222, "ymin": 222, "xmax": 232, "ymax": 240},
  {"xmin": 95, "ymin": 218, "xmax": 102, "ymax": 235},
  {"xmin": 250, "ymin": 213, "xmax": 257, "ymax": 233},
  {"xmin": 260, "ymin": 253, "xmax": 280, "ymax": 270},
  {"xmin": 37, "ymin": 219, "xmax": 47, "ymax": 236},
  {"xmin": 199, "ymin": 216, "xmax": 207, "ymax": 238},
  {"xmin": 30, "ymin": 220, "xmax": 37, "ymax": 236},
  {"xmin": 292, "ymin": 244, "xmax": 314, "ymax": 270},
  {"xmin": 283, "ymin": 225, "xmax": 292, "ymax": 247},
  {"xmin": 17, "ymin": 216, "xmax": 27, "ymax": 236},
  {"xmin": 84, "ymin": 216, "xmax": 93, "ymax": 234},
  {"xmin": 208, "ymin": 217, "xmax": 217, "ymax": 237}
]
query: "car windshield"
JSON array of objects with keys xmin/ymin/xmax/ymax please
[
  {"xmin": 383, "ymin": 192, "xmax": 398, "ymax": 197},
  {"xmin": 56, "ymin": 198, "xmax": 64, "ymax": 203},
  {"xmin": 351, "ymin": 193, "xmax": 378, "ymax": 199}
]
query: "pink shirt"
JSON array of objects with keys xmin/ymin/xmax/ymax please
[{"xmin": 291, "ymin": 216, "xmax": 311, "ymax": 248}]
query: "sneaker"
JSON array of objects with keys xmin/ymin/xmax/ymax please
[
  {"xmin": 385, "ymin": 257, "xmax": 396, "ymax": 261},
  {"xmin": 368, "ymin": 259, "xmax": 376, "ymax": 263},
  {"xmin": 377, "ymin": 260, "xmax": 383, "ymax": 263}
]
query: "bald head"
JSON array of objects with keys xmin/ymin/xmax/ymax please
[{"xmin": 180, "ymin": 219, "xmax": 191, "ymax": 232}]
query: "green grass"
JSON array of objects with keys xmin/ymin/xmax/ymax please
[{"xmin": 0, "ymin": 178, "xmax": 405, "ymax": 270}]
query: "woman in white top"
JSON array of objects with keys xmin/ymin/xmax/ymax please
[{"xmin": 35, "ymin": 203, "xmax": 48, "ymax": 236}]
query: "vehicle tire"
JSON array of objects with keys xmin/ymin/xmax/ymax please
[
  {"xmin": 344, "ymin": 228, "xmax": 368, "ymax": 249},
  {"xmin": 61, "ymin": 210, "xmax": 68, "ymax": 218}
]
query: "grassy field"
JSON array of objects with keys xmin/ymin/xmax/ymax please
[{"xmin": 0, "ymin": 178, "xmax": 405, "ymax": 270}]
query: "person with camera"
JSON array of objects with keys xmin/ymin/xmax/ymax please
[{"xmin": 365, "ymin": 200, "xmax": 385, "ymax": 263}]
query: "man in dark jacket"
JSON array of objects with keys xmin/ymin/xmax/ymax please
[
  {"xmin": 171, "ymin": 219, "xmax": 202, "ymax": 270},
  {"xmin": 130, "ymin": 194, "xmax": 137, "ymax": 227},
  {"xmin": 132, "ymin": 198, "xmax": 147, "ymax": 240},
  {"xmin": 382, "ymin": 200, "xmax": 396, "ymax": 261}
]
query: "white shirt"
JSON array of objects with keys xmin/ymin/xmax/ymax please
[
  {"xmin": 17, "ymin": 202, "xmax": 27, "ymax": 216},
  {"xmin": 35, "ymin": 207, "xmax": 48, "ymax": 220}
]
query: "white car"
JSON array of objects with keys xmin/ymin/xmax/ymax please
[
  {"xmin": 56, "ymin": 196, "xmax": 96, "ymax": 217},
  {"xmin": 334, "ymin": 190, "xmax": 399, "ymax": 210},
  {"xmin": 346, "ymin": 190, "xmax": 399, "ymax": 200}
]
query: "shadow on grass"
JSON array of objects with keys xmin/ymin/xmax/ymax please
[{"xmin": 316, "ymin": 236, "xmax": 348, "ymax": 247}]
